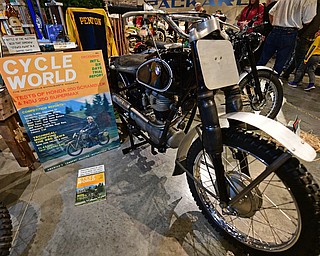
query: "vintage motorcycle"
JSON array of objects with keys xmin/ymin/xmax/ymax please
[
  {"xmin": 66, "ymin": 129, "xmax": 110, "ymax": 156},
  {"xmin": 0, "ymin": 202, "xmax": 12, "ymax": 256},
  {"xmin": 109, "ymin": 10, "xmax": 320, "ymax": 256}
]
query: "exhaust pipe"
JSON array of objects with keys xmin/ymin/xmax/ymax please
[
  {"xmin": 112, "ymin": 93, "xmax": 163, "ymax": 144},
  {"xmin": 112, "ymin": 93, "xmax": 185, "ymax": 148}
]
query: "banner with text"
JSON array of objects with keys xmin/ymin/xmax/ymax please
[
  {"xmin": 0, "ymin": 50, "xmax": 120, "ymax": 171},
  {"xmin": 143, "ymin": 0, "xmax": 251, "ymax": 23}
]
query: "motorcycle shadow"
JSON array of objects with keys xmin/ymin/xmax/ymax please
[{"xmin": 108, "ymin": 146, "xmax": 246, "ymax": 255}]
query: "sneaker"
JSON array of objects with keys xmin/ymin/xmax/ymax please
[
  {"xmin": 288, "ymin": 81, "xmax": 298, "ymax": 88},
  {"xmin": 304, "ymin": 83, "xmax": 315, "ymax": 91}
]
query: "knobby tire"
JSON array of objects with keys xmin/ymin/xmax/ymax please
[
  {"xmin": 186, "ymin": 128, "xmax": 320, "ymax": 256},
  {"xmin": 0, "ymin": 202, "xmax": 12, "ymax": 256}
]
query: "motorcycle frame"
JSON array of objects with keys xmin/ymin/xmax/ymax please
[{"xmin": 118, "ymin": 12, "xmax": 239, "ymax": 204}]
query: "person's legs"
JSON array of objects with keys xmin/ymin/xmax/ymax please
[
  {"xmin": 294, "ymin": 39, "xmax": 312, "ymax": 70},
  {"xmin": 257, "ymin": 30, "xmax": 278, "ymax": 66},
  {"xmin": 306, "ymin": 55, "xmax": 320, "ymax": 84},
  {"xmin": 281, "ymin": 52, "xmax": 295, "ymax": 79},
  {"xmin": 294, "ymin": 62, "xmax": 308, "ymax": 83},
  {"xmin": 273, "ymin": 30, "xmax": 297, "ymax": 75}
]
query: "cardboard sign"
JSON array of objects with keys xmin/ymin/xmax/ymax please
[{"xmin": 3, "ymin": 35, "xmax": 40, "ymax": 54}]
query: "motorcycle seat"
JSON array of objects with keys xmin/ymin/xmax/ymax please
[
  {"xmin": 145, "ymin": 39, "xmax": 167, "ymax": 49},
  {"xmin": 113, "ymin": 54, "xmax": 147, "ymax": 74}
]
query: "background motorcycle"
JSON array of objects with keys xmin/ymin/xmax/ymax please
[
  {"xmin": 66, "ymin": 130, "xmax": 110, "ymax": 156},
  {"xmin": 109, "ymin": 10, "xmax": 319, "ymax": 256},
  {"xmin": 126, "ymin": 16, "xmax": 167, "ymax": 53},
  {"xmin": 0, "ymin": 202, "xmax": 12, "ymax": 256},
  {"xmin": 221, "ymin": 16, "xmax": 283, "ymax": 119}
]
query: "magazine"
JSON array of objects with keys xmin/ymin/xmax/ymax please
[{"xmin": 75, "ymin": 165, "xmax": 106, "ymax": 206}]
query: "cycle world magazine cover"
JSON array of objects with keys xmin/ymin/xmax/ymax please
[
  {"xmin": 0, "ymin": 50, "xmax": 120, "ymax": 171},
  {"xmin": 75, "ymin": 165, "xmax": 106, "ymax": 206}
]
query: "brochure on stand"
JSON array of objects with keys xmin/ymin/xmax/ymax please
[{"xmin": 75, "ymin": 164, "xmax": 106, "ymax": 206}]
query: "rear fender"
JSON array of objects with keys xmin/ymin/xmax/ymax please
[{"xmin": 173, "ymin": 112, "xmax": 316, "ymax": 175}]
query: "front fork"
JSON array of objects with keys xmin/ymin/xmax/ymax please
[
  {"xmin": 246, "ymin": 40, "xmax": 264, "ymax": 101},
  {"xmin": 191, "ymin": 41, "xmax": 230, "ymax": 205}
]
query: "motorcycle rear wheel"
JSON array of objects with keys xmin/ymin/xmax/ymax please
[
  {"xmin": 0, "ymin": 202, "xmax": 12, "ymax": 256},
  {"xmin": 186, "ymin": 128, "xmax": 320, "ymax": 256},
  {"xmin": 98, "ymin": 132, "xmax": 110, "ymax": 145},
  {"xmin": 239, "ymin": 70, "xmax": 283, "ymax": 119},
  {"xmin": 66, "ymin": 141, "xmax": 83, "ymax": 156}
]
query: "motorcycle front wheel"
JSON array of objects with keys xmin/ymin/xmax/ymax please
[
  {"xmin": 66, "ymin": 141, "xmax": 83, "ymax": 156},
  {"xmin": 0, "ymin": 202, "xmax": 12, "ymax": 256},
  {"xmin": 239, "ymin": 70, "xmax": 283, "ymax": 119},
  {"xmin": 155, "ymin": 29, "xmax": 166, "ymax": 42},
  {"xmin": 186, "ymin": 128, "xmax": 320, "ymax": 256}
]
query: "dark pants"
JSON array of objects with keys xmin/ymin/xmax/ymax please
[
  {"xmin": 257, "ymin": 27, "xmax": 298, "ymax": 75},
  {"xmin": 282, "ymin": 38, "xmax": 313, "ymax": 78}
]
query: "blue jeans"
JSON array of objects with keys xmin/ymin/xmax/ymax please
[{"xmin": 257, "ymin": 27, "xmax": 298, "ymax": 75}]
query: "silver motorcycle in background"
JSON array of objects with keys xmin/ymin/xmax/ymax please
[{"xmin": 109, "ymin": 10, "xmax": 320, "ymax": 256}]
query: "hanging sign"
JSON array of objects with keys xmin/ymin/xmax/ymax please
[{"xmin": 0, "ymin": 50, "xmax": 120, "ymax": 171}]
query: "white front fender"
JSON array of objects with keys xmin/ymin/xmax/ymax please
[
  {"xmin": 223, "ymin": 112, "xmax": 316, "ymax": 162},
  {"xmin": 175, "ymin": 112, "xmax": 316, "ymax": 167}
]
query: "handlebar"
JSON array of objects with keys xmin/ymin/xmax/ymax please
[
  {"xmin": 123, "ymin": 10, "xmax": 215, "ymax": 40},
  {"xmin": 247, "ymin": 15, "xmax": 258, "ymax": 28}
]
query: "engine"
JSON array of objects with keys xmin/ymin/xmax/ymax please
[
  {"xmin": 112, "ymin": 49, "xmax": 194, "ymax": 148},
  {"xmin": 136, "ymin": 50, "xmax": 193, "ymax": 122},
  {"xmin": 145, "ymin": 90, "xmax": 174, "ymax": 122}
]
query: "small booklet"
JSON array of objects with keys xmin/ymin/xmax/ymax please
[{"xmin": 75, "ymin": 165, "xmax": 106, "ymax": 206}]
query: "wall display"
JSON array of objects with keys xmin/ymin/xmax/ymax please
[
  {"xmin": 0, "ymin": 0, "xmax": 35, "ymax": 36},
  {"xmin": 4, "ymin": 0, "xmax": 24, "ymax": 35},
  {"xmin": 0, "ymin": 50, "xmax": 120, "ymax": 171}
]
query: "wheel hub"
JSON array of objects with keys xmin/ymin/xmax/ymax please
[
  {"xmin": 227, "ymin": 172, "xmax": 263, "ymax": 218},
  {"xmin": 250, "ymin": 95, "xmax": 266, "ymax": 110}
]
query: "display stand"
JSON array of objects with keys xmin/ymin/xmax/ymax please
[
  {"xmin": 0, "ymin": 0, "xmax": 38, "ymax": 169},
  {"xmin": 0, "ymin": 47, "xmax": 37, "ymax": 170},
  {"xmin": 0, "ymin": 0, "xmax": 35, "ymax": 35}
]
